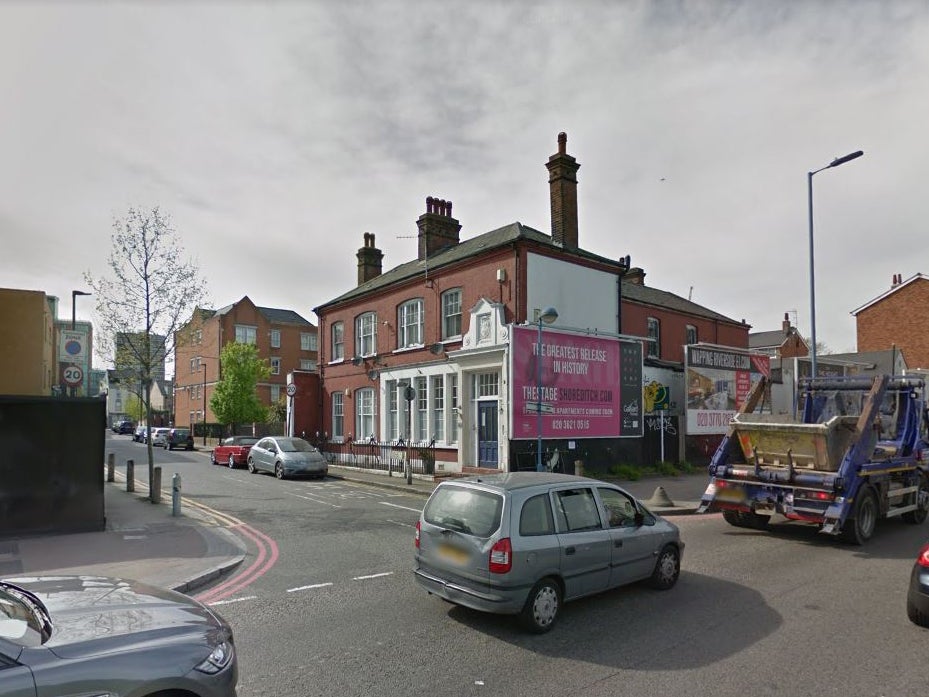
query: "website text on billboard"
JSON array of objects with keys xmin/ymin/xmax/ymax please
[{"xmin": 685, "ymin": 346, "xmax": 770, "ymax": 435}]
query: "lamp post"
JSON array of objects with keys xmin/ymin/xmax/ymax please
[
  {"xmin": 70, "ymin": 290, "xmax": 91, "ymax": 396},
  {"xmin": 536, "ymin": 306, "xmax": 559, "ymax": 472},
  {"xmin": 201, "ymin": 361, "xmax": 207, "ymax": 446},
  {"xmin": 807, "ymin": 150, "xmax": 863, "ymax": 377}
]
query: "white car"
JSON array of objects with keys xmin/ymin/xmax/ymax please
[{"xmin": 150, "ymin": 428, "xmax": 170, "ymax": 447}]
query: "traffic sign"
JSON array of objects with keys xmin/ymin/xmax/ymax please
[
  {"xmin": 286, "ymin": 383, "xmax": 297, "ymax": 397},
  {"xmin": 63, "ymin": 365, "xmax": 83, "ymax": 386}
]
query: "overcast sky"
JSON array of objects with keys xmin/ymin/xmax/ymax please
[{"xmin": 3, "ymin": 1, "xmax": 928, "ymax": 369}]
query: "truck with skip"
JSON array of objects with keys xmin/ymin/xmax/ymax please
[{"xmin": 697, "ymin": 374, "xmax": 929, "ymax": 544}]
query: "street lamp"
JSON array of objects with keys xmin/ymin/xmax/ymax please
[
  {"xmin": 70, "ymin": 290, "xmax": 91, "ymax": 396},
  {"xmin": 201, "ymin": 360, "xmax": 208, "ymax": 446},
  {"xmin": 536, "ymin": 306, "xmax": 558, "ymax": 472},
  {"xmin": 807, "ymin": 150, "xmax": 864, "ymax": 377}
]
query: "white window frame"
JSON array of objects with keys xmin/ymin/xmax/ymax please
[
  {"xmin": 415, "ymin": 376, "xmax": 427, "ymax": 441},
  {"xmin": 270, "ymin": 329, "xmax": 281, "ymax": 348},
  {"xmin": 355, "ymin": 313, "xmax": 376, "ymax": 357},
  {"xmin": 300, "ymin": 359, "xmax": 316, "ymax": 371},
  {"xmin": 647, "ymin": 317, "xmax": 660, "ymax": 358},
  {"xmin": 685, "ymin": 324, "xmax": 697, "ymax": 346},
  {"xmin": 355, "ymin": 387, "xmax": 376, "ymax": 440},
  {"xmin": 270, "ymin": 357, "xmax": 281, "ymax": 375},
  {"xmin": 301, "ymin": 332, "xmax": 318, "ymax": 351},
  {"xmin": 270, "ymin": 385, "xmax": 280, "ymax": 403},
  {"xmin": 235, "ymin": 325, "xmax": 257, "ymax": 344},
  {"xmin": 441, "ymin": 288, "xmax": 462, "ymax": 339},
  {"xmin": 331, "ymin": 392, "xmax": 344, "ymax": 440},
  {"xmin": 398, "ymin": 299, "xmax": 424, "ymax": 349},
  {"xmin": 431, "ymin": 376, "xmax": 445, "ymax": 442},
  {"xmin": 331, "ymin": 322, "xmax": 344, "ymax": 361}
]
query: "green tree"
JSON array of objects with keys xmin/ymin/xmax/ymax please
[
  {"xmin": 85, "ymin": 206, "xmax": 207, "ymax": 502},
  {"xmin": 124, "ymin": 394, "xmax": 145, "ymax": 423},
  {"xmin": 210, "ymin": 342, "xmax": 271, "ymax": 434},
  {"xmin": 267, "ymin": 396, "xmax": 287, "ymax": 426}
]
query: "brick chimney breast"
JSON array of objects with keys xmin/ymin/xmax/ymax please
[
  {"xmin": 417, "ymin": 195, "xmax": 461, "ymax": 261},
  {"xmin": 357, "ymin": 232, "xmax": 384, "ymax": 285},
  {"xmin": 546, "ymin": 132, "xmax": 580, "ymax": 249}
]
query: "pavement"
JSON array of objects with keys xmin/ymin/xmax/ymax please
[{"xmin": 0, "ymin": 459, "xmax": 710, "ymax": 596}]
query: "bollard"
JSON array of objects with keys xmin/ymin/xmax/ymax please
[
  {"xmin": 172, "ymin": 473, "xmax": 182, "ymax": 516},
  {"xmin": 405, "ymin": 451, "xmax": 412, "ymax": 486},
  {"xmin": 152, "ymin": 467, "xmax": 162, "ymax": 504},
  {"xmin": 107, "ymin": 452, "xmax": 115, "ymax": 482},
  {"xmin": 126, "ymin": 459, "xmax": 135, "ymax": 492},
  {"xmin": 574, "ymin": 459, "xmax": 584, "ymax": 477}
]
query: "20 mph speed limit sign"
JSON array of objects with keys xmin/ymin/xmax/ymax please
[{"xmin": 63, "ymin": 365, "xmax": 84, "ymax": 386}]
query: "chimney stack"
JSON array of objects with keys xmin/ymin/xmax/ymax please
[
  {"xmin": 417, "ymin": 196, "xmax": 461, "ymax": 261},
  {"xmin": 357, "ymin": 232, "xmax": 383, "ymax": 285},
  {"xmin": 546, "ymin": 132, "xmax": 580, "ymax": 249},
  {"xmin": 782, "ymin": 312, "xmax": 791, "ymax": 333}
]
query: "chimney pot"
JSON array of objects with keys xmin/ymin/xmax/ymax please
[{"xmin": 558, "ymin": 132, "xmax": 567, "ymax": 154}]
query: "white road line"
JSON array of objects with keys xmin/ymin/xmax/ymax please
[
  {"xmin": 287, "ymin": 582, "xmax": 334, "ymax": 593},
  {"xmin": 386, "ymin": 519, "xmax": 415, "ymax": 528},
  {"xmin": 379, "ymin": 501, "xmax": 423, "ymax": 513},
  {"xmin": 353, "ymin": 572, "xmax": 394, "ymax": 581},
  {"xmin": 284, "ymin": 491, "xmax": 341, "ymax": 508},
  {"xmin": 209, "ymin": 596, "xmax": 258, "ymax": 606}
]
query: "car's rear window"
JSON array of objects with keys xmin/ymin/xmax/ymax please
[{"xmin": 424, "ymin": 485, "xmax": 503, "ymax": 537}]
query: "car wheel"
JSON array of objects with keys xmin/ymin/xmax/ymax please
[
  {"xmin": 228, "ymin": 454, "xmax": 236, "ymax": 469},
  {"xmin": 649, "ymin": 544, "xmax": 681, "ymax": 590},
  {"xmin": 843, "ymin": 486, "xmax": 878, "ymax": 545},
  {"xmin": 247, "ymin": 458, "xmax": 256, "ymax": 474},
  {"xmin": 519, "ymin": 578, "xmax": 561, "ymax": 633},
  {"xmin": 275, "ymin": 462, "xmax": 285, "ymax": 480},
  {"xmin": 210, "ymin": 451, "xmax": 218, "ymax": 465},
  {"xmin": 903, "ymin": 472, "xmax": 929, "ymax": 524}
]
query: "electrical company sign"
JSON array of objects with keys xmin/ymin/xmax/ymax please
[{"xmin": 510, "ymin": 326, "xmax": 643, "ymax": 439}]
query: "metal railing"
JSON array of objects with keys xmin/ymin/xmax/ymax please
[{"xmin": 319, "ymin": 437, "xmax": 436, "ymax": 476}]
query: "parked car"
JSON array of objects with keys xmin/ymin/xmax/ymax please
[
  {"xmin": 906, "ymin": 542, "xmax": 929, "ymax": 627},
  {"xmin": 133, "ymin": 424, "xmax": 147, "ymax": 442},
  {"xmin": 0, "ymin": 575, "xmax": 237, "ymax": 697},
  {"xmin": 150, "ymin": 427, "xmax": 170, "ymax": 447},
  {"xmin": 414, "ymin": 472, "xmax": 684, "ymax": 633},
  {"xmin": 247, "ymin": 436, "xmax": 328, "ymax": 479},
  {"xmin": 113, "ymin": 420, "xmax": 134, "ymax": 435},
  {"xmin": 165, "ymin": 427, "xmax": 194, "ymax": 451},
  {"xmin": 212, "ymin": 436, "xmax": 260, "ymax": 468}
]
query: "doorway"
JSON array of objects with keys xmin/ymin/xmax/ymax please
[{"xmin": 477, "ymin": 401, "xmax": 499, "ymax": 467}]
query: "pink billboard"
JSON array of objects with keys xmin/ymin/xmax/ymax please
[{"xmin": 511, "ymin": 326, "xmax": 642, "ymax": 439}]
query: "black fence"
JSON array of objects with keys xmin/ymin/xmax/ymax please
[{"xmin": 319, "ymin": 438, "xmax": 436, "ymax": 476}]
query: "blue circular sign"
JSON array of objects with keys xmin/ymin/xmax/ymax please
[{"xmin": 65, "ymin": 339, "xmax": 82, "ymax": 356}]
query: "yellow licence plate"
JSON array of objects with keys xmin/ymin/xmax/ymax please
[
  {"xmin": 437, "ymin": 543, "xmax": 469, "ymax": 565},
  {"xmin": 716, "ymin": 488, "xmax": 745, "ymax": 502}
]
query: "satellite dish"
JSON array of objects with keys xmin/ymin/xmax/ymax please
[
  {"xmin": 429, "ymin": 343, "xmax": 444, "ymax": 356},
  {"xmin": 367, "ymin": 369, "xmax": 379, "ymax": 381},
  {"xmin": 351, "ymin": 356, "xmax": 363, "ymax": 366}
]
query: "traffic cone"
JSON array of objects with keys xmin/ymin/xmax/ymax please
[{"xmin": 646, "ymin": 486, "xmax": 675, "ymax": 507}]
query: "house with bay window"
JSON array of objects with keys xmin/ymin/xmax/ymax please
[{"xmin": 314, "ymin": 133, "xmax": 749, "ymax": 473}]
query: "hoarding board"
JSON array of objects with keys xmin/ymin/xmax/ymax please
[
  {"xmin": 685, "ymin": 346, "xmax": 770, "ymax": 435},
  {"xmin": 511, "ymin": 326, "xmax": 643, "ymax": 439}
]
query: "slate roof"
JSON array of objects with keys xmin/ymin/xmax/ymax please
[
  {"xmin": 315, "ymin": 221, "xmax": 743, "ymax": 326},
  {"xmin": 210, "ymin": 299, "xmax": 313, "ymax": 326}
]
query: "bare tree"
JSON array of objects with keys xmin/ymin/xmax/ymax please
[{"xmin": 85, "ymin": 206, "xmax": 207, "ymax": 502}]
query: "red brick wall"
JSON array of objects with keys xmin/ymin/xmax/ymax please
[
  {"xmin": 857, "ymin": 278, "xmax": 929, "ymax": 368},
  {"xmin": 622, "ymin": 302, "xmax": 749, "ymax": 363}
]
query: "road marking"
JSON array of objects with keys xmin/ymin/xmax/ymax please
[
  {"xmin": 209, "ymin": 596, "xmax": 258, "ymax": 606},
  {"xmin": 353, "ymin": 572, "xmax": 393, "ymax": 581},
  {"xmin": 379, "ymin": 501, "xmax": 423, "ymax": 513},
  {"xmin": 287, "ymin": 582, "xmax": 334, "ymax": 593},
  {"xmin": 386, "ymin": 519, "xmax": 415, "ymax": 528},
  {"xmin": 284, "ymin": 491, "xmax": 342, "ymax": 508}
]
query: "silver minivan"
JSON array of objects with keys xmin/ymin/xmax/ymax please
[{"xmin": 414, "ymin": 472, "xmax": 683, "ymax": 632}]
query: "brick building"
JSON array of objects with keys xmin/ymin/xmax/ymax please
[
  {"xmin": 749, "ymin": 312, "xmax": 809, "ymax": 359},
  {"xmin": 853, "ymin": 273, "xmax": 929, "ymax": 369},
  {"xmin": 313, "ymin": 133, "xmax": 749, "ymax": 472},
  {"xmin": 174, "ymin": 296, "xmax": 318, "ymax": 429},
  {"xmin": 0, "ymin": 288, "xmax": 56, "ymax": 396}
]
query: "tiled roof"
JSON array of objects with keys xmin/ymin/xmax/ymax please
[
  {"xmin": 750, "ymin": 329, "xmax": 788, "ymax": 349},
  {"xmin": 315, "ymin": 222, "xmax": 743, "ymax": 325}
]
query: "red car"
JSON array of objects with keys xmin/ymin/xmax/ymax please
[{"xmin": 211, "ymin": 436, "xmax": 260, "ymax": 468}]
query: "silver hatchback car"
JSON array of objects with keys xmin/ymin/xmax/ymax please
[
  {"xmin": 247, "ymin": 436, "xmax": 328, "ymax": 479},
  {"xmin": 414, "ymin": 472, "xmax": 683, "ymax": 633}
]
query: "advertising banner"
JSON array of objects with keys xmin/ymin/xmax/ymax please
[
  {"xmin": 511, "ymin": 326, "xmax": 643, "ymax": 439},
  {"xmin": 685, "ymin": 346, "xmax": 770, "ymax": 435}
]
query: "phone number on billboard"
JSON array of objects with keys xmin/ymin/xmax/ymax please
[{"xmin": 552, "ymin": 419, "xmax": 590, "ymax": 431}]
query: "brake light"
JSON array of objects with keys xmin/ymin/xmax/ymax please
[
  {"xmin": 489, "ymin": 537, "xmax": 512, "ymax": 574},
  {"xmin": 414, "ymin": 520, "xmax": 421, "ymax": 549},
  {"xmin": 917, "ymin": 544, "xmax": 929, "ymax": 568}
]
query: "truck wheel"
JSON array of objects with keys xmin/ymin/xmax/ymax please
[
  {"xmin": 722, "ymin": 510, "xmax": 748, "ymax": 528},
  {"xmin": 903, "ymin": 473, "xmax": 929, "ymax": 524},
  {"xmin": 519, "ymin": 578, "xmax": 561, "ymax": 633},
  {"xmin": 744, "ymin": 512, "xmax": 770, "ymax": 530},
  {"xmin": 843, "ymin": 487, "xmax": 877, "ymax": 545}
]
